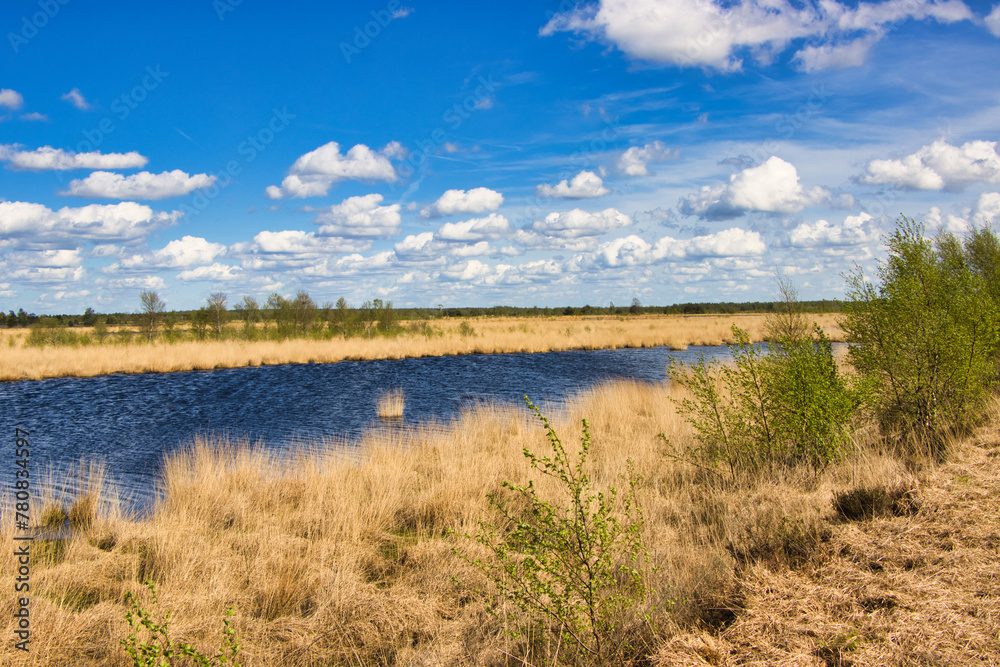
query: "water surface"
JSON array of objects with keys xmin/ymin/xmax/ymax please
[{"xmin": 0, "ymin": 345, "xmax": 732, "ymax": 509}]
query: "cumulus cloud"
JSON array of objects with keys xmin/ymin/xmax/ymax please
[
  {"xmin": 103, "ymin": 275, "xmax": 168, "ymax": 290},
  {"xmin": 61, "ymin": 88, "xmax": 92, "ymax": 110},
  {"xmin": 536, "ymin": 170, "xmax": 610, "ymax": 199},
  {"xmin": 0, "ymin": 201, "xmax": 180, "ymax": 245},
  {"xmin": 437, "ymin": 213, "xmax": 512, "ymax": 242},
  {"xmin": 617, "ymin": 141, "xmax": 676, "ymax": 176},
  {"xmin": 531, "ymin": 207, "xmax": 632, "ymax": 239},
  {"xmin": 62, "ymin": 170, "xmax": 216, "ymax": 199},
  {"xmin": 19, "ymin": 112, "xmax": 48, "ymax": 122},
  {"xmin": 973, "ymin": 192, "xmax": 1000, "ymax": 226},
  {"xmin": 393, "ymin": 229, "xmax": 500, "ymax": 262},
  {"xmin": 858, "ymin": 139, "xmax": 1000, "ymax": 191},
  {"xmin": 0, "ymin": 89, "xmax": 24, "ymax": 110},
  {"xmin": 316, "ymin": 194, "xmax": 402, "ymax": 238},
  {"xmin": 541, "ymin": 0, "xmax": 974, "ymax": 72},
  {"xmin": 0, "ymin": 145, "xmax": 148, "ymax": 170},
  {"xmin": 793, "ymin": 34, "xmax": 878, "ymax": 72},
  {"xmin": 177, "ymin": 263, "xmax": 242, "ymax": 282},
  {"xmin": 242, "ymin": 230, "xmax": 371, "ymax": 258},
  {"xmin": 7, "ymin": 249, "xmax": 83, "ymax": 268},
  {"xmin": 421, "ymin": 187, "xmax": 504, "ymax": 218},
  {"xmin": 119, "ymin": 236, "xmax": 227, "ymax": 269},
  {"xmin": 788, "ymin": 212, "xmax": 877, "ymax": 248},
  {"xmin": 679, "ymin": 156, "xmax": 831, "ymax": 219},
  {"xmin": 574, "ymin": 227, "xmax": 765, "ymax": 269},
  {"xmin": 987, "ymin": 4, "xmax": 1000, "ymax": 37},
  {"xmin": 265, "ymin": 141, "xmax": 399, "ymax": 199}
]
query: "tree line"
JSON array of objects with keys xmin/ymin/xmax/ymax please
[{"xmin": 3, "ymin": 296, "xmax": 845, "ymax": 331}]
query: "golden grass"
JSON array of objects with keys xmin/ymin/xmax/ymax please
[
  {"xmin": 0, "ymin": 313, "xmax": 845, "ymax": 381},
  {"xmin": 4, "ymin": 375, "xmax": 989, "ymax": 666},
  {"xmin": 376, "ymin": 389, "xmax": 405, "ymax": 419}
]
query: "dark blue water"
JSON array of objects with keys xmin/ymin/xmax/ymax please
[{"xmin": 0, "ymin": 345, "xmax": 731, "ymax": 509}]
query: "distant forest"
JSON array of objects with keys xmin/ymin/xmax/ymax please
[{"xmin": 2, "ymin": 293, "xmax": 845, "ymax": 329}]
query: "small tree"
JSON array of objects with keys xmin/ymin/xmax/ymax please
[
  {"xmin": 139, "ymin": 290, "xmax": 165, "ymax": 343},
  {"xmin": 766, "ymin": 271, "xmax": 809, "ymax": 343},
  {"xmin": 462, "ymin": 398, "xmax": 650, "ymax": 666},
  {"xmin": 234, "ymin": 296, "xmax": 261, "ymax": 340},
  {"xmin": 206, "ymin": 292, "xmax": 228, "ymax": 339},
  {"xmin": 842, "ymin": 217, "xmax": 1000, "ymax": 452}
]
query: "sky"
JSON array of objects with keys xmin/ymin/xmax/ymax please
[{"xmin": 2, "ymin": 0, "xmax": 1000, "ymax": 314}]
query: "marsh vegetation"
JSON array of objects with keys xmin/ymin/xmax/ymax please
[{"xmin": 2, "ymin": 218, "xmax": 999, "ymax": 665}]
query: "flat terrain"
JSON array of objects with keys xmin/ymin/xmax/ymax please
[
  {"xmin": 0, "ymin": 313, "xmax": 844, "ymax": 381},
  {"xmin": 2, "ymin": 377, "xmax": 996, "ymax": 666}
]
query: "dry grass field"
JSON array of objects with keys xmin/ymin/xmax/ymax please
[
  {"xmin": 3, "ymin": 376, "xmax": 996, "ymax": 666},
  {"xmin": 0, "ymin": 313, "xmax": 844, "ymax": 381}
]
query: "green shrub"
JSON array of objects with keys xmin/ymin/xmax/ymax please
[
  {"xmin": 459, "ymin": 398, "xmax": 651, "ymax": 666},
  {"xmin": 842, "ymin": 217, "xmax": 1000, "ymax": 454},
  {"xmin": 670, "ymin": 322, "xmax": 860, "ymax": 477},
  {"xmin": 121, "ymin": 580, "xmax": 241, "ymax": 667}
]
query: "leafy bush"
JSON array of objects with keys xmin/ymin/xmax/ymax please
[
  {"xmin": 670, "ymin": 322, "xmax": 860, "ymax": 477},
  {"xmin": 842, "ymin": 217, "xmax": 1000, "ymax": 453},
  {"xmin": 460, "ymin": 398, "xmax": 651, "ymax": 665}
]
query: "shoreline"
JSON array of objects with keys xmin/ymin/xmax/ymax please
[
  {"xmin": 2, "ymin": 377, "xmax": 995, "ymax": 665},
  {"xmin": 0, "ymin": 313, "xmax": 844, "ymax": 382}
]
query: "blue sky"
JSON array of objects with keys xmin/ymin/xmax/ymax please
[{"xmin": 2, "ymin": 0, "xmax": 1000, "ymax": 313}]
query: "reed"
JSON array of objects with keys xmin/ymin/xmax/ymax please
[
  {"xmin": 4, "ymin": 376, "xmax": 990, "ymax": 666},
  {"xmin": 0, "ymin": 313, "xmax": 845, "ymax": 381},
  {"xmin": 376, "ymin": 388, "xmax": 405, "ymax": 418}
]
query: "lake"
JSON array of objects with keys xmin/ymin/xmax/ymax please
[{"xmin": 0, "ymin": 344, "xmax": 733, "ymax": 510}]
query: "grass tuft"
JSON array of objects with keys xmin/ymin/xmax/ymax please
[{"xmin": 376, "ymin": 388, "xmax": 405, "ymax": 418}]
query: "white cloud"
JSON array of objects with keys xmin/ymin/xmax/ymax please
[
  {"xmin": 0, "ymin": 89, "xmax": 24, "ymax": 110},
  {"xmin": 789, "ymin": 213, "xmax": 877, "ymax": 247},
  {"xmin": 120, "ymin": 236, "xmax": 227, "ymax": 269},
  {"xmin": 987, "ymin": 4, "xmax": 1000, "ymax": 37},
  {"xmin": 19, "ymin": 112, "xmax": 48, "ymax": 122},
  {"xmin": 265, "ymin": 141, "xmax": 399, "ymax": 199},
  {"xmin": 62, "ymin": 170, "xmax": 217, "ymax": 200},
  {"xmin": 793, "ymin": 35, "xmax": 878, "ymax": 72},
  {"xmin": 536, "ymin": 170, "xmax": 610, "ymax": 199},
  {"xmin": 925, "ymin": 206, "xmax": 971, "ymax": 234},
  {"xmin": 177, "ymin": 263, "xmax": 242, "ymax": 282},
  {"xmin": 437, "ymin": 213, "xmax": 512, "ymax": 241},
  {"xmin": 245, "ymin": 230, "xmax": 370, "ymax": 257},
  {"xmin": 859, "ymin": 139, "xmax": 1000, "ymax": 191},
  {"xmin": 0, "ymin": 201, "xmax": 180, "ymax": 244},
  {"xmin": 541, "ymin": 0, "xmax": 974, "ymax": 72},
  {"xmin": 103, "ymin": 275, "xmax": 168, "ymax": 290},
  {"xmin": 5, "ymin": 265, "xmax": 86, "ymax": 284},
  {"xmin": 7, "ymin": 249, "xmax": 83, "ymax": 268},
  {"xmin": 61, "ymin": 88, "xmax": 92, "ymax": 110},
  {"xmin": 421, "ymin": 187, "xmax": 504, "ymax": 218},
  {"xmin": 573, "ymin": 227, "xmax": 765, "ymax": 270},
  {"xmin": 617, "ymin": 141, "xmax": 675, "ymax": 176},
  {"xmin": 0, "ymin": 145, "xmax": 148, "ymax": 170},
  {"xmin": 531, "ymin": 207, "xmax": 632, "ymax": 239},
  {"xmin": 316, "ymin": 194, "xmax": 402, "ymax": 238},
  {"xmin": 973, "ymin": 192, "xmax": 1000, "ymax": 226},
  {"xmin": 679, "ymin": 156, "xmax": 831, "ymax": 219}
]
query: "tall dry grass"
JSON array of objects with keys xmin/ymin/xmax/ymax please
[
  {"xmin": 0, "ymin": 314, "xmax": 844, "ymax": 381},
  {"xmin": 0, "ymin": 375, "xmax": 947, "ymax": 666}
]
